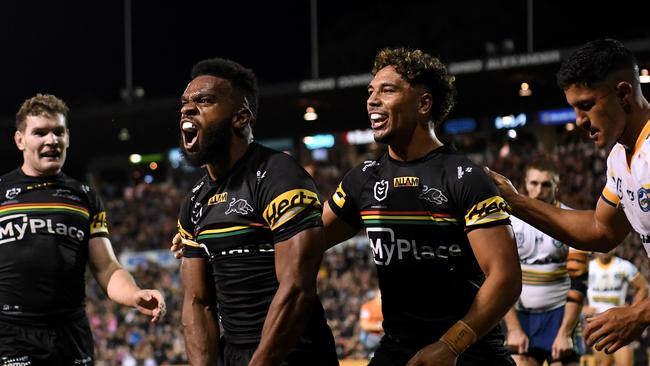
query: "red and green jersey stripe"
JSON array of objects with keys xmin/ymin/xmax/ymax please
[
  {"xmin": 0, "ymin": 202, "xmax": 89, "ymax": 220},
  {"xmin": 197, "ymin": 223, "xmax": 269, "ymax": 240},
  {"xmin": 360, "ymin": 210, "xmax": 461, "ymax": 226}
]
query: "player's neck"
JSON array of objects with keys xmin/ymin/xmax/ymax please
[
  {"xmin": 20, "ymin": 163, "xmax": 61, "ymax": 177},
  {"xmin": 621, "ymin": 102, "xmax": 650, "ymax": 151},
  {"xmin": 597, "ymin": 257, "xmax": 613, "ymax": 266},
  {"xmin": 388, "ymin": 127, "xmax": 443, "ymax": 162},
  {"xmin": 206, "ymin": 140, "xmax": 251, "ymax": 181}
]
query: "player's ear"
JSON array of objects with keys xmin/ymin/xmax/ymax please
[
  {"xmin": 418, "ymin": 91, "xmax": 433, "ymax": 116},
  {"xmin": 14, "ymin": 130, "xmax": 25, "ymax": 151},
  {"xmin": 232, "ymin": 107, "xmax": 252, "ymax": 129},
  {"xmin": 615, "ymin": 81, "xmax": 633, "ymax": 113},
  {"xmin": 65, "ymin": 128, "xmax": 71, "ymax": 148}
]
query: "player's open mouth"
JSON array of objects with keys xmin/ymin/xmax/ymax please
[
  {"xmin": 181, "ymin": 120, "xmax": 199, "ymax": 151},
  {"xmin": 369, "ymin": 112, "xmax": 388, "ymax": 129},
  {"xmin": 40, "ymin": 150, "xmax": 61, "ymax": 159}
]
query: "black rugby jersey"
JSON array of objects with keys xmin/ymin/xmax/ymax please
[
  {"xmin": 179, "ymin": 142, "xmax": 336, "ymax": 352},
  {"xmin": 329, "ymin": 146, "xmax": 511, "ymax": 344},
  {"xmin": 0, "ymin": 169, "xmax": 108, "ymax": 325}
]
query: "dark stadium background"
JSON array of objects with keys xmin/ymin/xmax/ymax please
[
  {"xmin": 1, "ymin": 2, "xmax": 650, "ymax": 364},
  {"xmin": 1, "ymin": 0, "xmax": 648, "ymax": 177}
]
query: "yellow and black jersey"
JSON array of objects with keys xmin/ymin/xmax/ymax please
[
  {"xmin": 179, "ymin": 142, "xmax": 335, "ymax": 355},
  {"xmin": 0, "ymin": 168, "xmax": 108, "ymax": 326},
  {"xmin": 329, "ymin": 146, "xmax": 511, "ymax": 345}
]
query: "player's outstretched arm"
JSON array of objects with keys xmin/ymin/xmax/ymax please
[
  {"xmin": 88, "ymin": 237, "xmax": 166, "ymax": 322},
  {"xmin": 407, "ymin": 225, "xmax": 521, "ymax": 366},
  {"xmin": 485, "ymin": 167, "xmax": 631, "ymax": 252},
  {"xmin": 181, "ymin": 257, "xmax": 219, "ymax": 366},
  {"xmin": 249, "ymin": 226, "xmax": 325, "ymax": 366}
]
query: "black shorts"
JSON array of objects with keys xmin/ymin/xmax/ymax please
[
  {"xmin": 218, "ymin": 338, "xmax": 339, "ymax": 366},
  {"xmin": 0, "ymin": 316, "xmax": 93, "ymax": 366},
  {"xmin": 369, "ymin": 333, "xmax": 515, "ymax": 366}
]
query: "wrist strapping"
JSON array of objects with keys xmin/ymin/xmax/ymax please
[{"xmin": 440, "ymin": 320, "xmax": 477, "ymax": 356}]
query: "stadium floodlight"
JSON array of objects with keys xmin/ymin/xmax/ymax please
[
  {"xmin": 641, "ymin": 69, "xmax": 650, "ymax": 84},
  {"xmin": 304, "ymin": 106, "xmax": 318, "ymax": 121},
  {"xmin": 129, "ymin": 154, "xmax": 142, "ymax": 164}
]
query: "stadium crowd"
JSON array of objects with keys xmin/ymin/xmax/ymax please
[{"xmin": 85, "ymin": 130, "xmax": 650, "ymax": 365}]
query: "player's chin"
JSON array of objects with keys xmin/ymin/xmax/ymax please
[
  {"xmin": 372, "ymin": 130, "xmax": 389, "ymax": 144},
  {"xmin": 38, "ymin": 161, "xmax": 64, "ymax": 174}
]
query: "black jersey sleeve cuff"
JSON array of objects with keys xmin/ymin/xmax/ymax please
[
  {"xmin": 464, "ymin": 218, "xmax": 511, "ymax": 233},
  {"xmin": 89, "ymin": 232, "xmax": 110, "ymax": 239},
  {"xmin": 326, "ymin": 198, "xmax": 363, "ymax": 230},
  {"xmin": 272, "ymin": 216, "xmax": 323, "ymax": 244},
  {"xmin": 183, "ymin": 245, "xmax": 209, "ymax": 259}
]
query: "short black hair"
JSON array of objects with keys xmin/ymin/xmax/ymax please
[
  {"xmin": 556, "ymin": 38, "xmax": 638, "ymax": 89},
  {"xmin": 372, "ymin": 48, "xmax": 456, "ymax": 126},
  {"xmin": 191, "ymin": 57, "xmax": 259, "ymax": 120}
]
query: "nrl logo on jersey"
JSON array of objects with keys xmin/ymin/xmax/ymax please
[
  {"xmin": 393, "ymin": 176, "xmax": 419, "ymax": 188},
  {"xmin": 5, "ymin": 187, "xmax": 21, "ymax": 200},
  {"xmin": 225, "ymin": 198, "xmax": 254, "ymax": 215},
  {"xmin": 208, "ymin": 192, "xmax": 228, "ymax": 206},
  {"xmin": 374, "ymin": 180, "xmax": 389, "ymax": 201}
]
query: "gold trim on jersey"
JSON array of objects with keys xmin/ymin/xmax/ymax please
[
  {"xmin": 464, "ymin": 196, "xmax": 510, "ymax": 226},
  {"xmin": 90, "ymin": 211, "xmax": 108, "ymax": 235},
  {"xmin": 177, "ymin": 220, "xmax": 194, "ymax": 240},
  {"xmin": 332, "ymin": 183, "xmax": 346, "ymax": 208},
  {"xmin": 590, "ymin": 295, "xmax": 622, "ymax": 306},
  {"xmin": 601, "ymin": 187, "xmax": 620, "ymax": 206},
  {"xmin": 521, "ymin": 267, "xmax": 569, "ymax": 285},
  {"xmin": 632, "ymin": 118, "xmax": 650, "ymax": 157},
  {"xmin": 263, "ymin": 189, "xmax": 321, "ymax": 230}
]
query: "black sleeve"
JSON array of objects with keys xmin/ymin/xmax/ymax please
[
  {"xmin": 87, "ymin": 187, "xmax": 109, "ymax": 238},
  {"xmin": 451, "ymin": 161, "xmax": 511, "ymax": 232},
  {"xmin": 326, "ymin": 167, "xmax": 364, "ymax": 230}
]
